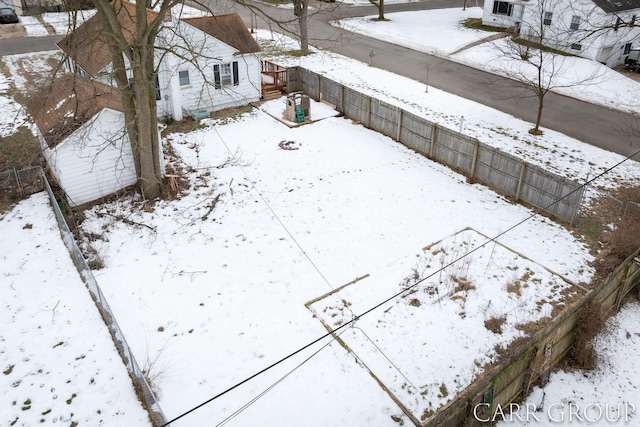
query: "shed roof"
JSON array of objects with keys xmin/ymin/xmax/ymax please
[
  {"xmin": 592, "ymin": 0, "xmax": 640, "ymax": 13},
  {"xmin": 27, "ymin": 73, "xmax": 123, "ymax": 148},
  {"xmin": 182, "ymin": 13, "xmax": 261, "ymax": 54}
]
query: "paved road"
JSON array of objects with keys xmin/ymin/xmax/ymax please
[
  {"xmin": 242, "ymin": 0, "xmax": 640, "ymax": 160},
  {"xmin": 0, "ymin": 34, "xmax": 62, "ymax": 55},
  {"xmin": 2, "ymin": 2, "xmax": 638, "ymax": 160}
]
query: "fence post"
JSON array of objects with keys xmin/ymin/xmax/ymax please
[
  {"xmin": 396, "ymin": 107, "xmax": 402, "ymax": 142},
  {"xmin": 570, "ymin": 174, "xmax": 589, "ymax": 226},
  {"xmin": 13, "ymin": 167, "xmax": 23, "ymax": 197},
  {"xmin": 515, "ymin": 163, "xmax": 526, "ymax": 201},
  {"xmin": 340, "ymin": 84, "xmax": 345, "ymax": 113},
  {"xmin": 367, "ymin": 96, "xmax": 372, "ymax": 128},
  {"xmin": 469, "ymin": 139, "xmax": 479, "ymax": 181},
  {"xmin": 430, "ymin": 123, "xmax": 437, "ymax": 158},
  {"xmin": 317, "ymin": 73, "xmax": 321, "ymax": 101}
]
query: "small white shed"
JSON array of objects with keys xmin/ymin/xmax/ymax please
[{"xmin": 28, "ymin": 73, "xmax": 138, "ymax": 207}]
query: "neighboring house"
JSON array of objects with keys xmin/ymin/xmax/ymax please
[
  {"xmin": 483, "ymin": 0, "xmax": 640, "ymax": 66},
  {"xmin": 57, "ymin": 0, "xmax": 262, "ymax": 121},
  {"xmin": 27, "ymin": 73, "xmax": 139, "ymax": 207},
  {"xmin": 482, "ymin": 0, "xmax": 529, "ymax": 29}
]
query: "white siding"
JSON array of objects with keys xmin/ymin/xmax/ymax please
[
  {"xmin": 65, "ymin": 16, "xmax": 261, "ymax": 120},
  {"xmin": 156, "ymin": 19, "xmax": 261, "ymax": 119},
  {"xmin": 518, "ymin": 0, "xmax": 640, "ymax": 66},
  {"xmin": 43, "ymin": 108, "xmax": 137, "ymax": 207},
  {"xmin": 482, "ymin": 0, "xmax": 528, "ymax": 28}
]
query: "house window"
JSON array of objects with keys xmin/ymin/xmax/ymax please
[
  {"xmin": 571, "ymin": 43, "xmax": 582, "ymax": 51},
  {"xmin": 544, "ymin": 12, "xmax": 553, "ymax": 26},
  {"xmin": 570, "ymin": 15, "xmax": 580, "ymax": 30},
  {"xmin": 624, "ymin": 43, "xmax": 632, "ymax": 54},
  {"xmin": 213, "ymin": 62, "xmax": 240, "ymax": 89},
  {"xmin": 155, "ymin": 76, "xmax": 161, "ymax": 100},
  {"xmin": 492, "ymin": 1, "xmax": 513, "ymax": 16},
  {"xmin": 179, "ymin": 70, "xmax": 190, "ymax": 86}
]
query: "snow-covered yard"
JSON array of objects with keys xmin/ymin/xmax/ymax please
[
  {"xmin": 71, "ymin": 97, "xmax": 593, "ymax": 426},
  {"xmin": 0, "ymin": 194, "xmax": 152, "ymax": 427},
  {"xmin": 1, "ymin": 6, "xmax": 640, "ymax": 427}
]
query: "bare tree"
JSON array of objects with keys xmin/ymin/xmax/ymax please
[
  {"xmin": 493, "ymin": 0, "xmax": 603, "ymax": 135},
  {"xmin": 369, "ymin": 0, "xmax": 386, "ymax": 21},
  {"xmin": 59, "ymin": 0, "xmax": 173, "ymax": 200}
]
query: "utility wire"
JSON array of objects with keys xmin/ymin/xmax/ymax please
[
  {"xmin": 161, "ymin": 146, "xmax": 640, "ymax": 426},
  {"xmin": 212, "ymin": 126, "xmax": 338, "ymax": 294},
  {"xmin": 356, "ymin": 326, "xmax": 421, "ymax": 395},
  {"xmin": 216, "ymin": 330, "xmax": 344, "ymax": 427}
]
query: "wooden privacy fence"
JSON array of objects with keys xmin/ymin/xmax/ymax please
[
  {"xmin": 427, "ymin": 247, "xmax": 640, "ymax": 426},
  {"xmin": 287, "ymin": 67, "xmax": 584, "ymax": 224}
]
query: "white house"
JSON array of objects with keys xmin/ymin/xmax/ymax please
[
  {"xmin": 160, "ymin": 14, "xmax": 262, "ymax": 120},
  {"xmin": 482, "ymin": 0, "xmax": 530, "ymax": 29},
  {"xmin": 57, "ymin": 1, "xmax": 262, "ymax": 121},
  {"xmin": 483, "ymin": 0, "xmax": 640, "ymax": 66},
  {"xmin": 28, "ymin": 73, "xmax": 139, "ymax": 207}
]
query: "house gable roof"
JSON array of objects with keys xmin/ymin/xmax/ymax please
[
  {"xmin": 592, "ymin": 0, "xmax": 640, "ymax": 13},
  {"xmin": 182, "ymin": 13, "xmax": 261, "ymax": 55},
  {"xmin": 27, "ymin": 73, "xmax": 123, "ymax": 149},
  {"xmin": 57, "ymin": 0, "xmax": 159, "ymax": 77}
]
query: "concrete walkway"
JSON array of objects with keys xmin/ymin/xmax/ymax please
[{"xmin": 449, "ymin": 32, "xmax": 511, "ymax": 55}]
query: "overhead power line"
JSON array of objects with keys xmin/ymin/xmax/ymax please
[{"xmin": 161, "ymin": 146, "xmax": 640, "ymax": 426}]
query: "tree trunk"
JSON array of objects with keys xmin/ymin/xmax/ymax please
[
  {"xmin": 294, "ymin": 0, "xmax": 309, "ymax": 53},
  {"xmin": 534, "ymin": 95, "xmax": 544, "ymax": 133},
  {"xmin": 130, "ymin": 59, "xmax": 162, "ymax": 199},
  {"xmin": 378, "ymin": 0, "xmax": 385, "ymax": 20},
  {"xmin": 94, "ymin": 0, "xmax": 163, "ymax": 200}
]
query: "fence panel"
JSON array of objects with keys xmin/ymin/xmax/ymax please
[
  {"xmin": 342, "ymin": 87, "xmax": 370, "ymax": 125},
  {"xmin": 473, "ymin": 147, "xmax": 522, "ymax": 196},
  {"xmin": 369, "ymin": 99, "xmax": 400, "ymax": 138},
  {"xmin": 299, "ymin": 68, "xmax": 319, "ymax": 98},
  {"xmin": 319, "ymin": 77, "xmax": 343, "ymax": 110},
  {"xmin": 431, "ymin": 127, "xmax": 475, "ymax": 174},
  {"xmin": 520, "ymin": 166, "xmax": 583, "ymax": 219},
  {"xmin": 399, "ymin": 112, "xmax": 433, "ymax": 154}
]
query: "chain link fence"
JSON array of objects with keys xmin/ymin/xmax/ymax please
[
  {"xmin": 38, "ymin": 169, "xmax": 168, "ymax": 427},
  {"xmin": 0, "ymin": 166, "xmax": 44, "ymax": 201}
]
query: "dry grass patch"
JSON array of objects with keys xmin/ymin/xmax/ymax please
[
  {"xmin": 565, "ymin": 301, "xmax": 606, "ymax": 371},
  {"xmin": 484, "ymin": 316, "xmax": 507, "ymax": 334},
  {"xmin": 578, "ymin": 186, "xmax": 640, "ymax": 283}
]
